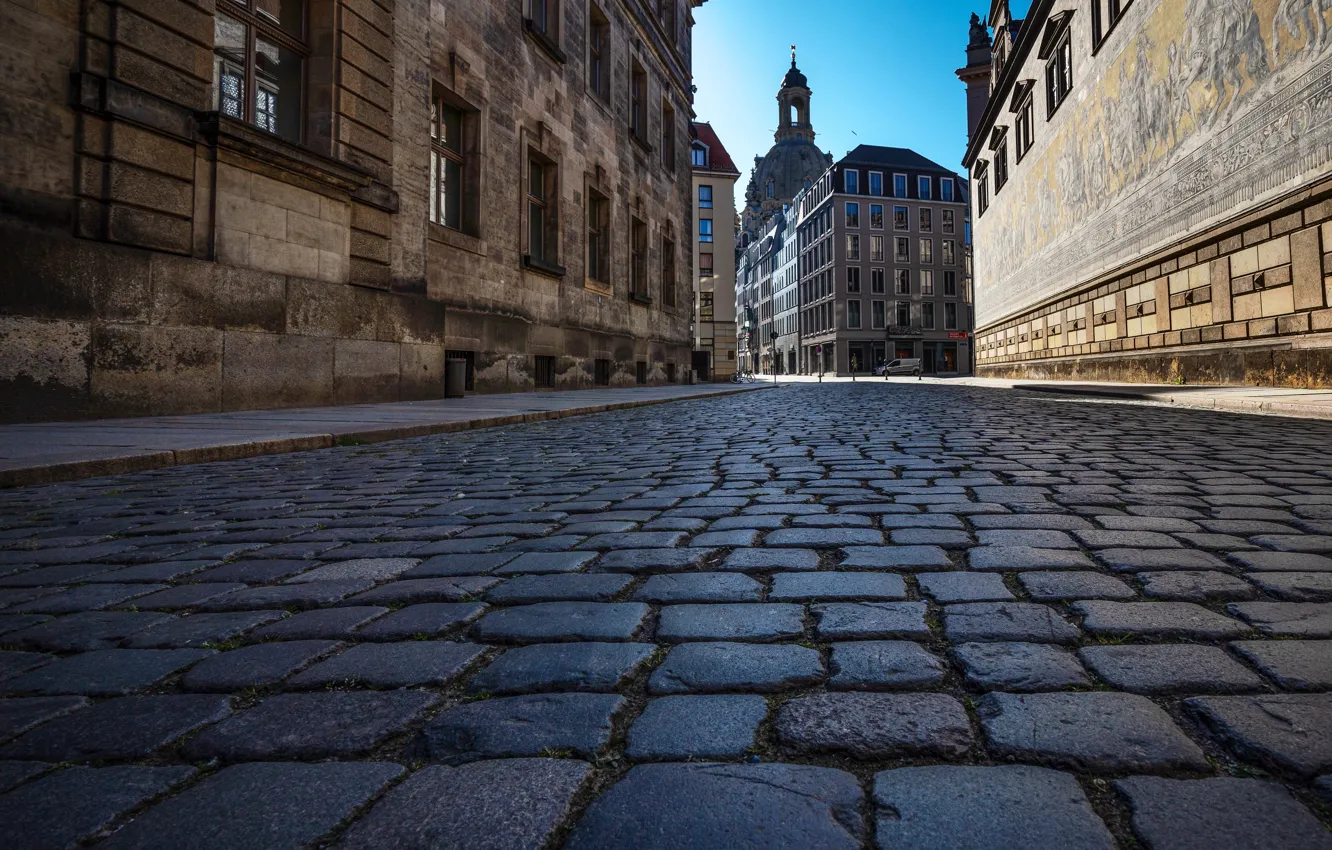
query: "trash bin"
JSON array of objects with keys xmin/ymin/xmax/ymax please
[{"xmin": 445, "ymin": 358, "xmax": 467, "ymax": 398}]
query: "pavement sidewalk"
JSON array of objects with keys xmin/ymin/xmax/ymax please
[{"xmin": 0, "ymin": 384, "xmax": 767, "ymax": 488}]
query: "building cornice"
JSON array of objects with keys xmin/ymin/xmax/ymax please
[{"xmin": 962, "ymin": 0, "xmax": 1054, "ymax": 169}]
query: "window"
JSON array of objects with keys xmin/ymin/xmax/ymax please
[
  {"xmin": 212, "ymin": 0, "xmax": 306, "ymax": 144},
  {"xmin": 919, "ymin": 208, "xmax": 933, "ymax": 232},
  {"xmin": 534, "ymin": 355, "xmax": 556, "ymax": 388},
  {"xmin": 1092, "ymin": 0, "xmax": 1133, "ymax": 46},
  {"xmin": 940, "ymin": 178, "xmax": 954, "ymax": 202},
  {"xmin": 994, "ymin": 139, "xmax": 1009, "ymax": 191},
  {"xmin": 920, "ymin": 238, "xmax": 933, "ymax": 264},
  {"xmin": 943, "ymin": 240, "xmax": 956, "ymax": 265},
  {"xmin": 430, "ymin": 98, "xmax": 467, "ymax": 231},
  {"xmin": 699, "ymin": 218, "xmax": 713, "ymax": 242},
  {"xmin": 1046, "ymin": 28, "xmax": 1073, "ymax": 116},
  {"xmin": 896, "ymin": 301, "xmax": 911, "ymax": 326},
  {"xmin": 847, "ymin": 300, "xmax": 861, "ymax": 329},
  {"xmin": 586, "ymin": 188, "xmax": 609, "ymax": 283},
  {"xmin": 943, "ymin": 270, "xmax": 957, "ymax": 296},
  {"xmin": 659, "ymin": 0, "xmax": 676, "ymax": 40},
  {"xmin": 917, "ymin": 176, "xmax": 932, "ymax": 200},
  {"xmin": 945, "ymin": 302, "xmax": 958, "ymax": 329},
  {"xmin": 630, "ymin": 59, "xmax": 647, "ymax": 141},
  {"xmin": 870, "ymin": 235, "xmax": 884, "ymax": 262},
  {"xmin": 942, "ymin": 209, "xmax": 955, "ymax": 234},
  {"xmin": 893, "ymin": 206, "xmax": 909, "ymax": 230},
  {"xmin": 847, "ymin": 267, "xmax": 861, "ymax": 293},
  {"xmin": 698, "ymin": 185, "xmax": 713, "ymax": 208},
  {"xmin": 870, "ymin": 268, "xmax": 885, "ymax": 294},
  {"xmin": 528, "ymin": 0, "xmax": 557, "ymax": 36},
  {"xmin": 846, "ymin": 202, "xmax": 859, "ymax": 227},
  {"xmin": 661, "ymin": 99, "xmax": 676, "ymax": 168},
  {"xmin": 766, "ymin": 180, "xmax": 775, "ymax": 199},
  {"xmin": 846, "ymin": 235, "xmax": 860, "ymax": 261},
  {"xmin": 588, "ymin": 3, "xmax": 610, "ymax": 101},
  {"xmin": 700, "ymin": 291, "xmax": 714, "ymax": 320},
  {"xmin": 661, "ymin": 234, "xmax": 676, "ymax": 306},
  {"xmin": 894, "ymin": 268, "xmax": 910, "ymax": 295},
  {"xmin": 526, "ymin": 152, "xmax": 559, "ymax": 268},
  {"xmin": 845, "ymin": 170, "xmax": 859, "ymax": 193},
  {"xmin": 921, "ymin": 302, "xmax": 935, "ymax": 329},
  {"xmin": 691, "ymin": 142, "xmax": 707, "ymax": 167},
  {"xmin": 869, "ymin": 172, "xmax": 883, "ymax": 196},
  {"xmin": 629, "ymin": 216, "xmax": 647, "ymax": 300},
  {"xmin": 975, "ymin": 162, "xmax": 989, "ymax": 216},
  {"xmin": 699, "ymin": 252, "xmax": 714, "ymax": 277},
  {"xmin": 872, "ymin": 300, "xmax": 886, "ymax": 329},
  {"xmin": 895, "ymin": 237, "xmax": 910, "ymax": 263},
  {"xmin": 893, "ymin": 173, "xmax": 907, "ymax": 198},
  {"xmin": 595, "ymin": 358, "xmax": 611, "ymax": 385},
  {"xmin": 921, "ymin": 269, "xmax": 934, "ymax": 295},
  {"xmin": 1016, "ymin": 93, "xmax": 1034, "ymax": 160},
  {"xmin": 870, "ymin": 204, "xmax": 884, "ymax": 229}
]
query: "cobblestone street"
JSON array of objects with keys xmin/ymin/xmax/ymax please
[{"xmin": 3, "ymin": 382, "xmax": 1332, "ymax": 848}]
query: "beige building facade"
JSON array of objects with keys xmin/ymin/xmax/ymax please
[
  {"xmin": 0, "ymin": 0, "xmax": 702, "ymax": 423},
  {"xmin": 965, "ymin": 0, "xmax": 1332, "ymax": 386},
  {"xmin": 690, "ymin": 122, "xmax": 739, "ymax": 381}
]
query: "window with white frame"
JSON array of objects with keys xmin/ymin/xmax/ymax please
[
  {"xmin": 872, "ymin": 300, "xmax": 885, "ymax": 329},
  {"xmin": 921, "ymin": 269, "xmax": 934, "ymax": 295},
  {"xmin": 847, "ymin": 300, "xmax": 861, "ymax": 329},
  {"xmin": 917, "ymin": 176, "xmax": 931, "ymax": 200},
  {"xmin": 844, "ymin": 169, "xmax": 859, "ymax": 193},
  {"xmin": 894, "ymin": 236, "xmax": 909, "ymax": 263},
  {"xmin": 846, "ymin": 234, "xmax": 860, "ymax": 261},
  {"xmin": 869, "ymin": 171, "xmax": 883, "ymax": 196},
  {"xmin": 943, "ymin": 239, "xmax": 956, "ymax": 265},
  {"xmin": 870, "ymin": 235, "xmax": 883, "ymax": 262},
  {"xmin": 919, "ymin": 238, "xmax": 933, "ymax": 264},
  {"xmin": 940, "ymin": 177, "xmax": 954, "ymax": 202},
  {"xmin": 943, "ymin": 270, "xmax": 957, "ymax": 296},
  {"xmin": 893, "ymin": 206, "xmax": 908, "ymax": 230},
  {"xmin": 871, "ymin": 267, "xmax": 885, "ymax": 293},
  {"xmin": 942, "ymin": 208, "xmax": 955, "ymax": 234},
  {"xmin": 847, "ymin": 266, "xmax": 860, "ymax": 293},
  {"xmin": 698, "ymin": 185, "xmax": 712, "ymax": 208},
  {"xmin": 894, "ymin": 268, "xmax": 910, "ymax": 295},
  {"xmin": 870, "ymin": 204, "xmax": 883, "ymax": 229},
  {"xmin": 919, "ymin": 208, "xmax": 932, "ymax": 233},
  {"xmin": 945, "ymin": 302, "xmax": 958, "ymax": 329},
  {"xmin": 893, "ymin": 173, "xmax": 907, "ymax": 198},
  {"xmin": 846, "ymin": 202, "xmax": 859, "ymax": 227},
  {"xmin": 895, "ymin": 300, "xmax": 910, "ymax": 326},
  {"xmin": 699, "ymin": 217, "xmax": 713, "ymax": 242},
  {"xmin": 921, "ymin": 301, "xmax": 935, "ymax": 329}
]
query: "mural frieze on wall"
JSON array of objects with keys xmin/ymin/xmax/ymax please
[{"xmin": 977, "ymin": 0, "xmax": 1332, "ymax": 328}]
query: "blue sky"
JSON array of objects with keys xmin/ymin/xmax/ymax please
[{"xmin": 692, "ymin": 1, "xmax": 1030, "ymax": 214}]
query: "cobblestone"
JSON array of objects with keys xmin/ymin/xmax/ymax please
[{"xmin": 1114, "ymin": 776, "xmax": 1332, "ymax": 850}]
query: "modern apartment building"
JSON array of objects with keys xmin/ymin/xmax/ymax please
[
  {"xmin": 691, "ymin": 122, "xmax": 740, "ymax": 381},
  {"xmin": 797, "ymin": 147, "xmax": 974, "ymax": 376},
  {"xmin": 772, "ymin": 191, "xmax": 804, "ymax": 374}
]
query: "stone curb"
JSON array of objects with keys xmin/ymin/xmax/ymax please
[
  {"xmin": 0, "ymin": 387, "xmax": 766, "ymax": 489},
  {"xmin": 1016, "ymin": 384, "xmax": 1332, "ymax": 421}
]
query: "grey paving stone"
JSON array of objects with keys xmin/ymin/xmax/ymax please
[
  {"xmin": 0, "ymin": 695, "xmax": 230, "ymax": 761},
  {"xmin": 196, "ymin": 581, "xmax": 373, "ymax": 611},
  {"xmin": 954, "ymin": 642, "xmax": 1091, "ymax": 691},
  {"xmin": 288, "ymin": 641, "xmax": 485, "ymax": 688},
  {"xmin": 944, "ymin": 602, "xmax": 1081, "ymax": 643},
  {"xmin": 0, "ymin": 696, "xmax": 88, "ymax": 743},
  {"xmin": 337, "ymin": 759, "xmax": 590, "ymax": 850},
  {"xmin": 1075, "ymin": 530, "xmax": 1182, "ymax": 549},
  {"xmin": 977, "ymin": 692, "xmax": 1209, "ymax": 774},
  {"xmin": 13, "ymin": 583, "xmax": 166, "ymax": 615},
  {"xmin": 183, "ymin": 691, "xmax": 435, "ymax": 761},
  {"xmin": 2, "ymin": 611, "xmax": 175, "ymax": 651},
  {"xmin": 626, "ymin": 694, "xmax": 768, "ymax": 759},
  {"xmin": 342, "ymin": 577, "xmax": 498, "ymax": 605},
  {"xmin": 472, "ymin": 602, "xmax": 650, "ymax": 643},
  {"xmin": 1, "ymin": 648, "xmax": 213, "ymax": 696},
  {"xmin": 976, "ymin": 529, "xmax": 1080, "ymax": 548},
  {"xmin": 468, "ymin": 642, "xmax": 654, "ymax": 694},
  {"xmin": 565, "ymin": 763, "xmax": 865, "ymax": 850},
  {"xmin": 581, "ymin": 532, "xmax": 687, "ymax": 549},
  {"xmin": 127, "ymin": 583, "xmax": 249, "ymax": 610},
  {"xmin": 828, "ymin": 641, "xmax": 947, "ymax": 690},
  {"xmin": 123, "ymin": 610, "xmax": 287, "ymax": 648},
  {"xmin": 246, "ymin": 606, "xmax": 386, "ymax": 641},
  {"xmin": 1252, "ymin": 534, "xmax": 1332, "ymax": 552},
  {"xmin": 649, "ymin": 642, "xmax": 824, "ymax": 693},
  {"xmin": 420, "ymin": 693, "xmax": 623, "ymax": 764},
  {"xmin": 814, "ymin": 602, "xmax": 931, "ymax": 640},
  {"xmin": 777, "ymin": 692, "xmax": 972, "ymax": 759},
  {"xmin": 769, "ymin": 571, "xmax": 906, "ymax": 601},
  {"xmin": 918, "ymin": 571, "xmax": 1014, "ymax": 602},
  {"xmin": 1186, "ymin": 694, "xmax": 1332, "ymax": 776},
  {"xmin": 632, "ymin": 572, "xmax": 762, "ymax": 602},
  {"xmin": 405, "ymin": 553, "xmax": 516, "ymax": 577},
  {"xmin": 0, "ymin": 760, "xmax": 48, "ymax": 792},
  {"xmin": 889, "ymin": 528, "xmax": 974, "ymax": 547},
  {"xmin": 840, "ymin": 545, "xmax": 952, "ymax": 569},
  {"xmin": 1139, "ymin": 570, "xmax": 1256, "ymax": 601},
  {"xmin": 284, "ymin": 558, "xmax": 419, "ymax": 584},
  {"xmin": 0, "ymin": 650, "xmax": 54, "ymax": 682},
  {"xmin": 594, "ymin": 548, "xmax": 715, "ymax": 573},
  {"xmin": 354, "ymin": 602, "xmax": 486, "ymax": 640},
  {"xmin": 967, "ymin": 546, "xmax": 1094, "ymax": 571},
  {"xmin": 692, "ymin": 530, "xmax": 762, "ymax": 547},
  {"xmin": 1230, "ymin": 551, "xmax": 1332, "ymax": 572},
  {"xmin": 191, "ymin": 559, "xmax": 319, "ymax": 583},
  {"xmin": 1018, "ymin": 571, "xmax": 1136, "ymax": 600},
  {"xmin": 181, "ymin": 640, "xmax": 341, "ymax": 692},
  {"xmin": 1096, "ymin": 548, "xmax": 1230, "ymax": 572},
  {"xmin": 1316, "ymin": 775, "xmax": 1332, "ymax": 805},
  {"xmin": 97, "ymin": 762, "xmax": 403, "ymax": 850},
  {"xmin": 1079, "ymin": 644, "xmax": 1264, "ymax": 694},
  {"xmin": 874, "ymin": 765, "xmax": 1116, "ymax": 850},
  {"xmin": 1229, "ymin": 640, "xmax": 1332, "ymax": 690},
  {"xmin": 0, "ymin": 563, "xmax": 120, "ymax": 587},
  {"xmin": 764, "ymin": 528, "xmax": 884, "ymax": 547},
  {"xmin": 1114, "ymin": 776, "xmax": 1332, "ymax": 850},
  {"xmin": 720, "ymin": 548, "xmax": 820, "ymax": 571},
  {"xmin": 486, "ymin": 573, "xmax": 631, "ymax": 604},
  {"xmin": 1074, "ymin": 601, "xmax": 1248, "ymax": 638},
  {"xmin": 881, "ymin": 513, "xmax": 968, "ymax": 529},
  {"xmin": 1227, "ymin": 602, "xmax": 1332, "ymax": 636},
  {"xmin": 1248, "ymin": 571, "xmax": 1332, "ymax": 601},
  {"xmin": 970, "ymin": 514, "xmax": 1094, "ymax": 530},
  {"xmin": 0, "ymin": 765, "xmax": 196, "ymax": 850},
  {"xmin": 491, "ymin": 551, "xmax": 597, "ymax": 575},
  {"xmin": 656, "ymin": 603, "xmax": 805, "ymax": 642}
]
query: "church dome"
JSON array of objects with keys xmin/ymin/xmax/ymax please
[
  {"xmin": 782, "ymin": 63, "xmax": 807, "ymax": 89},
  {"xmin": 751, "ymin": 137, "xmax": 827, "ymax": 204}
]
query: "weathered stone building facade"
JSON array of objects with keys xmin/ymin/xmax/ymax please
[
  {"xmin": 0, "ymin": 0, "xmax": 700, "ymax": 423},
  {"xmin": 964, "ymin": 0, "xmax": 1332, "ymax": 386}
]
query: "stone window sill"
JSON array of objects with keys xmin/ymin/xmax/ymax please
[
  {"xmin": 524, "ymin": 254, "xmax": 566, "ymax": 278},
  {"xmin": 585, "ymin": 278, "xmax": 612, "ymax": 297},
  {"xmin": 629, "ymin": 292, "xmax": 652, "ymax": 306},
  {"xmin": 630, "ymin": 134, "xmax": 652, "ymax": 156},
  {"xmin": 429, "ymin": 223, "xmax": 487, "ymax": 257},
  {"xmin": 524, "ymin": 20, "xmax": 567, "ymax": 64}
]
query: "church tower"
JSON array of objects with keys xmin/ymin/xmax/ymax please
[{"xmin": 775, "ymin": 47, "xmax": 814, "ymax": 144}]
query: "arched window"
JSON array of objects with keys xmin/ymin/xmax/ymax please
[{"xmin": 766, "ymin": 180, "xmax": 775, "ymax": 199}]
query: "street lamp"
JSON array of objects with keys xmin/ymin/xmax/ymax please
[{"xmin": 770, "ymin": 330, "xmax": 779, "ymax": 385}]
